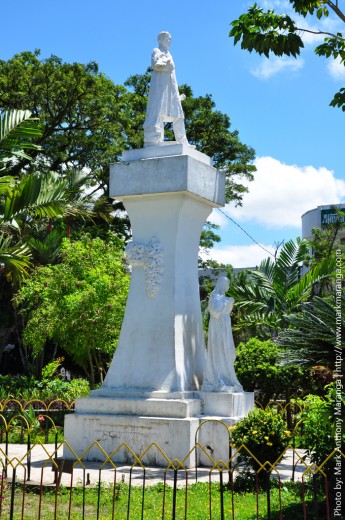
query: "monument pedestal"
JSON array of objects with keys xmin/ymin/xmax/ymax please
[
  {"xmin": 64, "ymin": 144, "xmax": 254, "ymax": 466},
  {"xmin": 64, "ymin": 390, "xmax": 254, "ymax": 466}
]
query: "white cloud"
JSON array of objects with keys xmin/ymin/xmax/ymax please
[
  {"xmin": 224, "ymin": 156, "xmax": 345, "ymax": 229},
  {"xmin": 261, "ymin": 1, "xmax": 291, "ymax": 10},
  {"xmin": 294, "ymin": 19, "xmax": 326, "ymax": 46},
  {"xmin": 296, "ymin": 13, "xmax": 343, "ymax": 46},
  {"xmin": 328, "ymin": 56, "xmax": 345, "ymax": 80},
  {"xmin": 200, "ymin": 244, "xmax": 276, "ymax": 268},
  {"xmin": 250, "ymin": 57, "xmax": 304, "ymax": 79}
]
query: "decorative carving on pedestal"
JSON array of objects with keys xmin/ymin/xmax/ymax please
[{"xmin": 125, "ymin": 237, "xmax": 164, "ymax": 298}]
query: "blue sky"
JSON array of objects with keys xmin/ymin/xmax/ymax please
[{"xmin": 2, "ymin": 0, "xmax": 345, "ymax": 266}]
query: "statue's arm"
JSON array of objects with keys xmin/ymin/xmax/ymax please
[
  {"xmin": 209, "ymin": 294, "xmax": 228, "ymax": 319},
  {"xmin": 151, "ymin": 48, "xmax": 172, "ymax": 71},
  {"xmin": 225, "ymin": 297, "xmax": 235, "ymax": 313}
]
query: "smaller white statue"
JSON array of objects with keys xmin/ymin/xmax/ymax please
[
  {"xmin": 202, "ymin": 276, "xmax": 243, "ymax": 393},
  {"xmin": 144, "ymin": 31, "xmax": 188, "ymax": 147}
]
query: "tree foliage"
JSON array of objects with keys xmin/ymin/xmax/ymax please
[
  {"xmin": 0, "ymin": 51, "xmax": 129, "ymax": 189},
  {"xmin": 296, "ymin": 383, "xmax": 345, "ymax": 468},
  {"xmin": 230, "ymin": 1, "xmax": 345, "ymax": 110},
  {"xmin": 15, "ymin": 235, "xmax": 130, "ymax": 385},
  {"xmin": 0, "ymin": 109, "xmax": 41, "ymax": 166},
  {"xmin": 307, "ymin": 208, "xmax": 345, "ymax": 268},
  {"xmin": 230, "ymin": 238, "xmax": 336, "ymax": 336},
  {"xmin": 0, "ymin": 109, "xmax": 66, "ymax": 279},
  {"xmin": 0, "ymin": 110, "xmax": 97, "ymax": 279},
  {"xmin": 277, "ymin": 292, "xmax": 345, "ymax": 366},
  {"xmin": 0, "ymin": 109, "xmax": 106, "ymax": 380},
  {"xmin": 234, "ymin": 337, "xmax": 304, "ymax": 404}
]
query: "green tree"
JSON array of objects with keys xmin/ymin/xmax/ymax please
[
  {"xmin": 295, "ymin": 380, "xmax": 345, "ymax": 513},
  {"xmin": 15, "ymin": 235, "xmax": 130, "ymax": 385},
  {"xmin": 0, "ymin": 51, "xmax": 129, "ymax": 190},
  {"xmin": 0, "ymin": 109, "xmax": 41, "ymax": 167},
  {"xmin": 276, "ymin": 215, "xmax": 345, "ymax": 368},
  {"xmin": 199, "ymin": 221, "xmax": 222, "ymax": 256},
  {"xmin": 308, "ymin": 209, "xmax": 345, "ymax": 267},
  {"xmin": 296, "ymin": 382, "xmax": 345, "ymax": 463},
  {"xmin": 0, "ymin": 109, "xmax": 63, "ymax": 373},
  {"xmin": 229, "ymin": 1, "xmax": 345, "ymax": 110},
  {"xmin": 307, "ymin": 208, "xmax": 345, "ymax": 295},
  {"xmin": 0, "ymin": 109, "xmax": 96, "ymax": 278},
  {"xmin": 0, "ymin": 109, "xmax": 42, "ymax": 278}
]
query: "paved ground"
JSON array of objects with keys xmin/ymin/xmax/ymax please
[{"xmin": 0, "ymin": 443, "xmax": 311, "ymax": 488}]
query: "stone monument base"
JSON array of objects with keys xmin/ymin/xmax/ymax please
[
  {"xmin": 63, "ymin": 144, "xmax": 254, "ymax": 468},
  {"xmin": 64, "ymin": 391, "xmax": 254, "ymax": 467}
]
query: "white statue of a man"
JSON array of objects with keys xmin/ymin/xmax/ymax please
[
  {"xmin": 202, "ymin": 276, "xmax": 243, "ymax": 393},
  {"xmin": 144, "ymin": 31, "xmax": 188, "ymax": 147}
]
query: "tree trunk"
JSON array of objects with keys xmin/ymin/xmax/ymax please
[
  {"xmin": 87, "ymin": 348, "xmax": 95, "ymax": 387},
  {"xmin": 95, "ymin": 351, "xmax": 104, "ymax": 384}
]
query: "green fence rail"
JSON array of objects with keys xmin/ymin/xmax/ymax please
[{"xmin": 0, "ymin": 440, "xmax": 343, "ymax": 520}]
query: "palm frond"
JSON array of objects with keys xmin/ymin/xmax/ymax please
[
  {"xmin": 278, "ymin": 293, "xmax": 345, "ymax": 365},
  {"xmin": 286, "ymin": 255, "xmax": 336, "ymax": 306},
  {"xmin": 2, "ymin": 175, "xmax": 65, "ymax": 223},
  {"xmin": 0, "ymin": 109, "xmax": 41, "ymax": 161},
  {"xmin": 0, "ymin": 233, "xmax": 31, "ymax": 280},
  {"xmin": 28, "ymin": 229, "xmax": 65, "ymax": 265},
  {"xmin": 0, "ymin": 176, "xmax": 15, "ymax": 195},
  {"xmin": 274, "ymin": 238, "xmax": 309, "ymax": 289}
]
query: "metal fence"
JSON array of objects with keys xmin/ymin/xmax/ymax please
[
  {"xmin": 0, "ymin": 437, "xmax": 343, "ymax": 519},
  {"xmin": 0, "ymin": 399, "xmax": 342, "ymax": 519}
]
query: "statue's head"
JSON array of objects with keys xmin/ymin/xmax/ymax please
[
  {"xmin": 215, "ymin": 276, "xmax": 230, "ymax": 294},
  {"xmin": 158, "ymin": 31, "xmax": 172, "ymax": 49}
]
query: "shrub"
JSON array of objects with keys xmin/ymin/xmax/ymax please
[
  {"xmin": 234, "ymin": 338, "xmax": 304, "ymax": 404},
  {"xmin": 231, "ymin": 408, "xmax": 291, "ymax": 476},
  {"xmin": 0, "ymin": 374, "xmax": 90, "ymax": 403},
  {"xmin": 295, "ymin": 382, "xmax": 345, "ymax": 468}
]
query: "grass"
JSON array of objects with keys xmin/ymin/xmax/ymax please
[{"xmin": 0, "ymin": 481, "xmax": 327, "ymax": 519}]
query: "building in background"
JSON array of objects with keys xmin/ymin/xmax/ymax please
[{"xmin": 302, "ymin": 204, "xmax": 345, "ymax": 242}]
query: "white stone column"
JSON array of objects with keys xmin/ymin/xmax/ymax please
[{"xmin": 98, "ymin": 145, "xmax": 225, "ymax": 394}]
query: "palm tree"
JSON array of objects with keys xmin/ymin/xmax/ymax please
[
  {"xmin": 1, "ymin": 110, "xmax": 43, "ymax": 279},
  {"xmin": 0, "ymin": 109, "xmax": 41, "ymax": 166},
  {"xmin": 277, "ymin": 292, "xmax": 345, "ymax": 366},
  {"xmin": 1, "ymin": 112, "xmax": 112, "ymax": 277},
  {"xmin": 0, "ymin": 110, "xmax": 98, "ymax": 278},
  {"xmin": 230, "ymin": 238, "xmax": 336, "ymax": 338}
]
